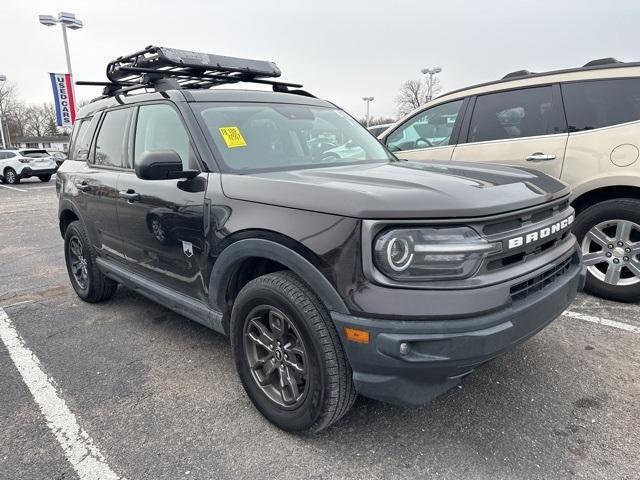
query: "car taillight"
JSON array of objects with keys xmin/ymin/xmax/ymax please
[{"xmin": 18, "ymin": 158, "xmax": 30, "ymax": 163}]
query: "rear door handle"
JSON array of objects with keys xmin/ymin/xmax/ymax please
[
  {"xmin": 119, "ymin": 189, "xmax": 140, "ymax": 201},
  {"xmin": 526, "ymin": 153, "xmax": 556, "ymax": 162},
  {"xmin": 75, "ymin": 181, "xmax": 90, "ymax": 192}
]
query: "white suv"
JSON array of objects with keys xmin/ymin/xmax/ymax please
[{"xmin": 0, "ymin": 149, "xmax": 58, "ymax": 184}]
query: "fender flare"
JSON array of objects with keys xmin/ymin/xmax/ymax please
[
  {"xmin": 58, "ymin": 199, "xmax": 88, "ymax": 237},
  {"xmin": 208, "ymin": 238, "xmax": 349, "ymax": 315}
]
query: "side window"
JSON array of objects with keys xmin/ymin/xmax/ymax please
[
  {"xmin": 69, "ymin": 119, "xmax": 90, "ymax": 160},
  {"xmin": 0, "ymin": 152, "xmax": 7, "ymax": 159},
  {"xmin": 386, "ymin": 100, "xmax": 464, "ymax": 152},
  {"xmin": 134, "ymin": 104, "xmax": 197, "ymax": 170},
  {"xmin": 562, "ymin": 78, "xmax": 640, "ymax": 132},
  {"xmin": 468, "ymin": 86, "xmax": 562, "ymax": 143},
  {"xmin": 93, "ymin": 109, "xmax": 129, "ymax": 167}
]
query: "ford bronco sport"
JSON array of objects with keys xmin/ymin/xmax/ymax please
[
  {"xmin": 57, "ymin": 47, "xmax": 583, "ymax": 432},
  {"xmin": 381, "ymin": 57, "xmax": 640, "ymax": 302}
]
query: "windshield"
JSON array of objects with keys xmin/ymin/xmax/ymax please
[{"xmin": 196, "ymin": 103, "xmax": 394, "ymax": 173}]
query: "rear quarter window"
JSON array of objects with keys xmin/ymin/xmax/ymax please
[{"xmin": 561, "ymin": 78, "xmax": 640, "ymax": 132}]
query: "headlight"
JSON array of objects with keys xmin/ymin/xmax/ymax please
[{"xmin": 373, "ymin": 226, "xmax": 501, "ymax": 281}]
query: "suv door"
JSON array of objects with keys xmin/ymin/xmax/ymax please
[
  {"xmin": 560, "ymin": 78, "xmax": 640, "ymax": 192},
  {"xmin": 451, "ymin": 85, "xmax": 567, "ymax": 178},
  {"xmin": 80, "ymin": 109, "xmax": 130, "ymax": 260},
  {"xmin": 116, "ymin": 102, "xmax": 208, "ymax": 301},
  {"xmin": 384, "ymin": 99, "xmax": 466, "ymax": 161}
]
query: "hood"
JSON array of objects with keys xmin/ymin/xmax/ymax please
[{"xmin": 221, "ymin": 160, "xmax": 570, "ymax": 219}]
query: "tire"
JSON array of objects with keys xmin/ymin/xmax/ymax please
[
  {"xmin": 574, "ymin": 198, "xmax": 640, "ymax": 302},
  {"xmin": 38, "ymin": 175, "xmax": 52, "ymax": 182},
  {"xmin": 4, "ymin": 168, "xmax": 19, "ymax": 184},
  {"xmin": 230, "ymin": 271, "xmax": 356, "ymax": 432},
  {"xmin": 64, "ymin": 220, "xmax": 118, "ymax": 303}
]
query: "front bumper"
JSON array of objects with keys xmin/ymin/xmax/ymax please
[
  {"xmin": 19, "ymin": 166, "xmax": 58, "ymax": 179},
  {"xmin": 331, "ymin": 245, "xmax": 584, "ymax": 406}
]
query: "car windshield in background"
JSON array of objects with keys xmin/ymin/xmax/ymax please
[{"xmin": 196, "ymin": 103, "xmax": 394, "ymax": 173}]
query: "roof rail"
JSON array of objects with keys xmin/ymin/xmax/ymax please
[
  {"xmin": 501, "ymin": 69, "xmax": 535, "ymax": 80},
  {"xmin": 582, "ymin": 57, "xmax": 623, "ymax": 67},
  {"xmin": 77, "ymin": 45, "xmax": 309, "ymax": 99}
]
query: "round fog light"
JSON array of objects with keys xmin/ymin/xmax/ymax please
[{"xmin": 399, "ymin": 342, "xmax": 410, "ymax": 355}]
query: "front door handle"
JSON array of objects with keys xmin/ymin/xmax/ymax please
[
  {"xmin": 526, "ymin": 153, "xmax": 556, "ymax": 162},
  {"xmin": 119, "ymin": 189, "xmax": 140, "ymax": 202},
  {"xmin": 75, "ymin": 181, "xmax": 90, "ymax": 192}
]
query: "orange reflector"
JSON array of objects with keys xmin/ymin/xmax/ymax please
[{"xmin": 344, "ymin": 327, "xmax": 370, "ymax": 344}]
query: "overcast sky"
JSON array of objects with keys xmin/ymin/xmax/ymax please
[{"xmin": 2, "ymin": 0, "xmax": 640, "ymax": 119}]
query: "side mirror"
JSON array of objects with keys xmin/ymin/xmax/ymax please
[{"xmin": 135, "ymin": 150, "xmax": 199, "ymax": 180}]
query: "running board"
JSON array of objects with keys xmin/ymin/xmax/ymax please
[{"xmin": 95, "ymin": 257, "xmax": 225, "ymax": 334}]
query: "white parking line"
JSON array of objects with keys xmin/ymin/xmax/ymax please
[
  {"xmin": 0, "ymin": 308, "xmax": 126, "ymax": 480},
  {"xmin": 0, "ymin": 184, "xmax": 27, "ymax": 192},
  {"xmin": 563, "ymin": 310, "xmax": 640, "ymax": 333}
]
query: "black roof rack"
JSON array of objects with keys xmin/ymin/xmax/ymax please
[
  {"xmin": 501, "ymin": 69, "xmax": 535, "ymax": 80},
  {"xmin": 582, "ymin": 57, "xmax": 623, "ymax": 67},
  {"xmin": 77, "ymin": 45, "xmax": 310, "ymax": 99}
]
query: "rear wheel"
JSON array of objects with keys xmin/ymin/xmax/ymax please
[
  {"xmin": 64, "ymin": 220, "xmax": 118, "ymax": 302},
  {"xmin": 574, "ymin": 199, "xmax": 640, "ymax": 302},
  {"xmin": 230, "ymin": 271, "xmax": 356, "ymax": 432},
  {"xmin": 4, "ymin": 168, "xmax": 19, "ymax": 184},
  {"xmin": 38, "ymin": 175, "xmax": 52, "ymax": 182}
]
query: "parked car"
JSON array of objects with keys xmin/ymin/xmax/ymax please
[
  {"xmin": 381, "ymin": 58, "xmax": 640, "ymax": 302},
  {"xmin": 0, "ymin": 149, "xmax": 58, "ymax": 184},
  {"xmin": 367, "ymin": 123, "xmax": 393, "ymax": 137},
  {"xmin": 48, "ymin": 151, "xmax": 68, "ymax": 167},
  {"xmin": 58, "ymin": 46, "xmax": 582, "ymax": 432}
]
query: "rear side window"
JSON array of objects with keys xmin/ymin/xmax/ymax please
[
  {"xmin": 69, "ymin": 119, "xmax": 91, "ymax": 160},
  {"xmin": 562, "ymin": 78, "xmax": 640, "ymax": 132},
  {"xmin": 468, "ymin": 86, "xmax": 563, "ymax": 143},
  {"xmin": 93, "ymin": 109, "xmax": 129, "ymax": 167},
  {"xmin": 134, "ymin": 104, "xmax": 197, "ymax": 170}
]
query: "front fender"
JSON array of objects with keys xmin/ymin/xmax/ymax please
[{"xmin": 208, "ymin": 238, "xmax": 349, "ymax": 315}]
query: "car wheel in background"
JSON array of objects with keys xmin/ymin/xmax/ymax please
[
  {"xmin": 64, "ymin": 220, "xmax": 118, "ymax": 302},
  {"xmin": 230, "ymin": 271, "xmax": 356, "ymax": 432},
  {"xmin": 38, "ymin": 175, "xmax": 52, "ymax": 182},
  {"xmin": 4, "ymin": 168, "xmax": 19, "ymax": 184},
  {"xmin": 574, "ymin": 198, "xmax": 640, "ymax": 302}
]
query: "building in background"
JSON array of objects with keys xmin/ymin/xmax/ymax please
[{"xmin": 12, "ymin": 135, "xmax": 70, "ymax": 151}]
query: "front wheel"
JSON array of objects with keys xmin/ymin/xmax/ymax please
[
  {"xmin": 230, "ymin": 271, "xmax": 356, "ymax": 432},
  {"xmin": 574, "ymin": 198, "xmax": 640, "ymax": 302},
  {"xmin": 38, "ymin": 175, "xmax": 52, "ymax": 182}
]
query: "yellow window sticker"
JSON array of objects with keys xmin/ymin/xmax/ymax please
[{"xmin": 219, "ymin": 126, "xmax": 247, "ymax": 148}]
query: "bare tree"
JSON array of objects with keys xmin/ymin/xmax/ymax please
[
  {"xmin": 394, "ymin": 77, "xmax": 442, "ymax": 117},
  {"xmin": 0, "ymin": 81, "xmax": 19, "ymax": 145}
]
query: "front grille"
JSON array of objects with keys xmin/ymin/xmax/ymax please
[
  {"xmin": 482, "ymin": 199, "xmax": 569, "ymax": 236},
  {"xmin": 510, "ymin": 255, "xmax": 574, "ymax": 302}
]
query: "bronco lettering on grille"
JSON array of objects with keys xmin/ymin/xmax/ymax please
[{"xmin": 507, "ymin": 214, "xmax": 574, "ymax": 249}]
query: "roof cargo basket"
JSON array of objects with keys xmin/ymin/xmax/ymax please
[
  {"xmin": 77, "ymin": 45, "xmax": 308, "ymax": 98},
  {"xmin": 502, "ymin": 69, "xmax": 535, "ymax": 80},
  {"xmin": 582, "ymin": 57, "xmax": 623, "ymax": 67}
]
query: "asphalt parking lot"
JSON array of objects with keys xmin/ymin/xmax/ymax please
[{"xmin": 0, "ymin": 177, "xmax": 638, "ymax": 480}]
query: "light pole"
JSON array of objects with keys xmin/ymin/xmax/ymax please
[
  {"xmin": 421, "ymin": 67, "xmax": 442, "ymax": 102},
  {"xmin": 38, "ymin": 12, "xmax": 83, "ymax": 78},
  {"xmin": 0, "ymin": 74, "xmax": 6, "ymax": 149},
  {"xmin": 362, "ymin": 96, "xmax": 374, "ymax": 128}
]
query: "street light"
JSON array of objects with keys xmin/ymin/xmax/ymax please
[
  {"xmin": 38, "ymin": 12, "xmax": 83, "ymax": 77},
  {"xmin": 0, "ymin": 74, "xmax": 7, "ymax": 149},
  {"xmin": 362, "ymin": 96, "xmax": 374, "ymax": 128},
  {"xmin": 421, "ymin": 67, "xmax": 442, "ymax": 102}
]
